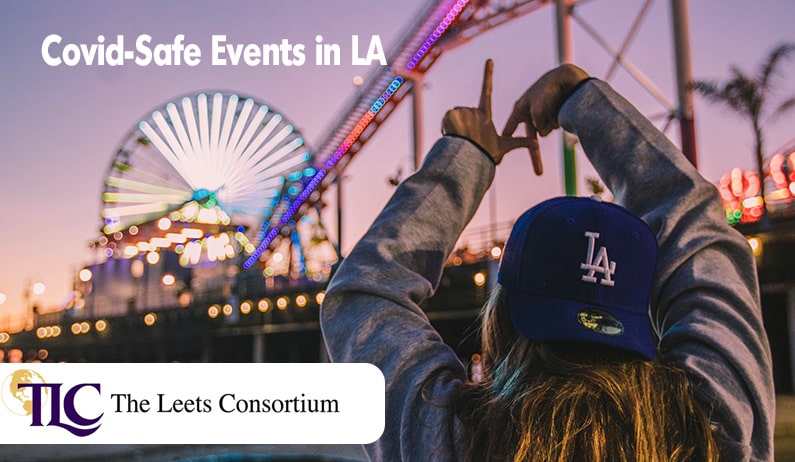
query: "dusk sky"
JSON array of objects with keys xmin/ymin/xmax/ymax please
[{"xmin": 1, "ymin": 1, "xmax": 794, "ymax": 329}]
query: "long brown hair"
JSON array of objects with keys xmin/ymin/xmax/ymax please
[{"xmin": 453, "ymin": 284, "xmax": 718, "ymax": 462}]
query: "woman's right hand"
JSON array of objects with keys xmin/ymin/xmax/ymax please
[{"xmin": 502, "ymin": 64, "xmax": 591, "ymax": 175}]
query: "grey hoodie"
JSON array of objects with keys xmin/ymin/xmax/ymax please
[{"xmin": 321, "ymin": 79, "xmax": 774, "ymax": 461}]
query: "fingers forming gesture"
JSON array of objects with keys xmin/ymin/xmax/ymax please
[
  {"xmin": 442, "ymin": 60, "xmax": 537, "ymax": 167},
  {"xmin": 441, "ymin": 60, "xmax": 589, "ymax": 172},
  {"xmin": 503, "ymin": 63, "xmax": 591, "ymax": 174}
]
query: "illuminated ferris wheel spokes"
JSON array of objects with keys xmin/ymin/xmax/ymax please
[
  {"xmin": 102, "ymin": 159, "xmax": 194, "ymax": 233},
  {"xmin": 101, "ymin": 91, "xmax": 314, "ymax": 261},
  {"xmin": 139, "ymin": 93, "xmax": 307, "ymax": 208}
]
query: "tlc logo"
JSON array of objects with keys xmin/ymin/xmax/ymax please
[{"xmin": 17, "ymin": 382, "xmax": 104, "ymax": 437}]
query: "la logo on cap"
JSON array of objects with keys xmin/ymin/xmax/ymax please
[
  {"xmin": 580, "ymin": 231, "xmax": 616, "ymax": 286},
  {"xmin": 498, "ymin": 196, "xmax": 659, "ymax": 360}
]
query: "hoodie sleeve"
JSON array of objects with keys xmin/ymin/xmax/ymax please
[
  {"xmin": 320, "ymin": 136, "xmax": 495, "ymax": 461},
  {"xmin": 559, "ymin": 79, "xmax": 775, "ymax": 461}
]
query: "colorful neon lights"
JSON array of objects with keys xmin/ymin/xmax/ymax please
[
  {"xmin": 768, "ymin": 151, "xmax": 795, "ymax": 203},
  {"xmin": 406, "ymin": 0, "xmax": 469, "ymax": 71},
  {"xmin": 324, "ymin": 77, "xmax": 404, "ymax": 170},
  {"xmin": 719, "ymin": 168, "xmax": 763, "ymax": 224},
  {"xmin": 245, "ymin": 77, "xmax": 404, "ymax": 269},
  {"xmin": 245, "ymin": 1, "xmax": 470, "ymax": 268}
]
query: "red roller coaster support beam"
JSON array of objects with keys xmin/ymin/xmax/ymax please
[{"xmin": 672, "ymin": 0, "xmax": 698, "ymax": 168}]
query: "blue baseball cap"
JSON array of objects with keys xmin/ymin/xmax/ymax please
[{"xmin": 498, "ymin": 196, "xmax": 658, "ymax": 360}]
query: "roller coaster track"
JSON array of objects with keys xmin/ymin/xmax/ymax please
[{"xmin": 244, "ymin": 0, "xmax": 555, "ymax": 267}]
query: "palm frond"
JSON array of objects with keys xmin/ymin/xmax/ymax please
[
  {"xmin": 759, "ymin": 42, "xmax": 795, "ymax": 90},
  {"xmin": 690, "ymin": 80, "xmax": 721, "ymax": 99},
  {"xmin": 763, "ymin": 96, "xmax": 795, "ymax": 127},
  {"xmin": 692, "ymin": 42, "xmax": 795, "ymax": 197},
  {"xmin": 729, "ymin": 65, "xmax": 751, "ymax": 82}
]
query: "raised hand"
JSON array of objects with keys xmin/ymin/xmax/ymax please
[
  {"xmin": 442, "ymin": 59, "xmax": 536, "ymax": 165},
  {"xmin": 502, "ymin": 63, "xmax": 591, "ymax": 175}
]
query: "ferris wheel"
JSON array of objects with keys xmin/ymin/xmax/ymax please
[{"xmin": 99, "ymin": 91, "xmax": 318, "ymax": 266}]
